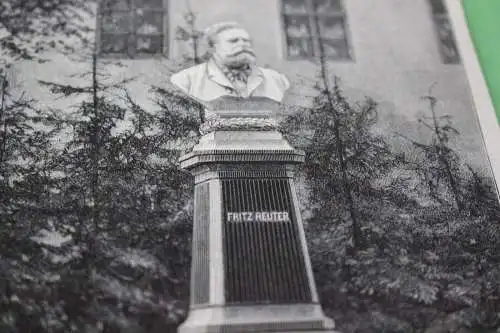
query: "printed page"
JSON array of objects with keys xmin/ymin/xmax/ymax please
[{"xmin": 1, "ymin": 0, "xmax": 499, "ymax": 333}]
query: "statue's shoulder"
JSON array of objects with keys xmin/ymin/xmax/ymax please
[
  {"xmin": 259, "ymin": 67, "xmax": 290, "ymax": 89},
  {"xmin": 170, "ymin": 63, "xmax": 208, "ymax": 93},
  {"xmin": 173, "ymin": 62, "xmax": 207, "ymax": 77},
  {"xmin": 260, "ymin": 67, "xmax": 284, "ymax": 77}
]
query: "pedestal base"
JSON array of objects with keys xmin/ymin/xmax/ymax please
[{"xmin": 178, "ymin": 304, "xmax": 339, "ymax": 333}]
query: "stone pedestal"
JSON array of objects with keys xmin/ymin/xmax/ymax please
[{"xmin": 178, "ymin": 127, "xmax": 339, "ymax": 333}]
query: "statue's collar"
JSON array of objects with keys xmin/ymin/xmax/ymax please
[{"xmin": 205, "ymin": 58, "xmax": 264, "ymax": 95}]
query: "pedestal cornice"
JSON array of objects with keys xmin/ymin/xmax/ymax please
[
  {"xmin": 179, "ymin": 130, "xmax": 306, "ymax": 171},
  {"xmin": 179, "ymin": 149, "xmax": 305, "ymax": 170}
]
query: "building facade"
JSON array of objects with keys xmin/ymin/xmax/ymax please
[{"xmin": 17, "ymin": 0, "xmax": 493, "ymax": 171}]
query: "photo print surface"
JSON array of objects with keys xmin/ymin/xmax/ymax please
[{"xmin": 2, "ymin": 0, "xmax": 500, "ymax": 332}]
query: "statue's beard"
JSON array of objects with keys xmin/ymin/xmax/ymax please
[{"xmin": 214, "ymin": 49, "xmax": 256, "ymax": 85}]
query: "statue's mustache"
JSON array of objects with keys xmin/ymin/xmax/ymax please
[{"xmin": 229, "ymin": 49, "xmax": 256, "ymax": 57}]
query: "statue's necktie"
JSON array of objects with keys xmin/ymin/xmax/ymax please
[{"xmin": 224, "ymin": 65, "xmax": 252, "ymax": 97}]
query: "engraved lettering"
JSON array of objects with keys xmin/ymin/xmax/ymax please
[
  {"xmin": 283, "ymin": 212, "xmax": 290, "ymax": 221},
  {"xmin": 226, "ymin": 211, "xmax": 291, "ymax": 222}
]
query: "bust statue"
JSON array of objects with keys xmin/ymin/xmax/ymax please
[{"xmin": 170, "ymin": 21, "xmax": 290, "ymax": 103}]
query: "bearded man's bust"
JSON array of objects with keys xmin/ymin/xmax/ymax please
[{"xmin": 170, "ymin": 22, "xmax": 290, "ymax": 103}]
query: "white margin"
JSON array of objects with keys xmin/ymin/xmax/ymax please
[{"xmin": 445, "ymin": 0, "xmax": 500, "ymax": 193}]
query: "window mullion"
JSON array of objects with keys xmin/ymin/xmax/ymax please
[
  {"xmin": 308, "ymin": 0, "xmax": 320, "ymax": 57},
  {"xmin": 433, "ymin": 13, "xmax": 448, "ymax": 19},
  {"xmin": 162, "ymin": 0, "xmax": 168, "ymax": 55},
  {"xmin": 129, "ymin": 0, "xmax": 137, "ymax": 57}
]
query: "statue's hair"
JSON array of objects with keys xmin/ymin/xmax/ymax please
[{"xmin": 203, "ymin": 21, "xmax": 246, "ymax": 49}]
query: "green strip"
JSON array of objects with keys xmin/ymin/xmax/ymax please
[{"xmin": 462, "ymin": 0, "xmax": 500, "ymax": 122}]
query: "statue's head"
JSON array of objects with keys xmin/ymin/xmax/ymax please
[{"xmin": 204, "ymin": 22, "xmax": 257, "ymax": 69}]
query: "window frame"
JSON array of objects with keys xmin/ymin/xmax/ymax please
[
  {"xmin": 280, "ymin": 0, "xmax": 354, "ymax": 61},
  {"xmin": 428, "ymin": 0, "xmax": 461, "ymax": 64},
  {"xmin": 95, "ymin": 0, "xmax": 170, "ymax": 59}
]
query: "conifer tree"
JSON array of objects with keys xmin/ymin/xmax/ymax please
[
  {"xmin": 0, "ymin": 0, "xmax": 94, "ymax": 62},
  {"xmin": 0, "ymin": 68, "xmax": 65, "ymax": 333}
]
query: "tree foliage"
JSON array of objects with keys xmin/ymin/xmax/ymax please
[
  {"xmin": 281, "ymin": 78, "xmax": 401, "ymax": 251},
  {"xmin": 281, "ymin": 79, "xmax": 500, "ymax": 333},
  {"xmin": 0, "ymin": 0, "xmax": 94, "ymax": 63},
  {"xmin": 174, "ymin": 8, "xmax": 210, "ymax": 65},
  {"xmin": 0, "ymin": 70, "xmax": 65, "ymax": 333},
  {"xmin": 1, "ymin": 51, "xmax": 202, "ymax": 332}
]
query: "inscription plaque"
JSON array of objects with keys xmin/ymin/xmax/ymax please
[{"xmin": 221, "ymin": 177, "xmax": 312, "ymax": 304}]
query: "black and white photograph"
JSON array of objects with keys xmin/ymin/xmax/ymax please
[{"xmin": 1, "ymin": 0, "xmax": 499, "ymax": 332}]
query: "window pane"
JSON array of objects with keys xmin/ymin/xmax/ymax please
[
  {"xmin": 313, "ymin": 0, "xmax": 342, "ymax": 13},
  {"xmin": 317, "ymin": 16, "xmax": 346, "ymax": 39},
  {"xmin": 283, "ymin": 0, "xmax": 308, "ymax": 14},
  {"xmin": 101, "ymin": 11, "xmax": 131, "ymax": 33},
  {"xmin": 102, "ymin": 0, "xmax": 131, "ymax": 11},
  {"xmin": 100, "ymin": 34, "xmax": 130, "ymax": 54},
  {"xmin": 441, "ymin": 38, "xmax": 460, "ymax": 64},
  {"xmin": 286, "ymin": 37, "xmax": 313, "ymax": 57},
  {"xmin": 320, "ymin": 39, "xmax": 349, "ymax": 59},
  {"xmin": 283, "ymin": 15, "xmax": 312, "ymax": 38},
  {"xmin": 434, "ymin": 17, "xmax": 454, "ymax": 40},
  {"xmin": 429, "ymin": 0, "xmax": 446, "ymax": 14},
  {"xmin": 136, "ymin": 9, "xmax": 163, "ymax": 35},
  {"xmin": 139, "ymin": 0, "xmax": 164, "ymax": 8},
  {"xmin": 136, "ymin": 35, "xmax": 163, "ymax": 53}
]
